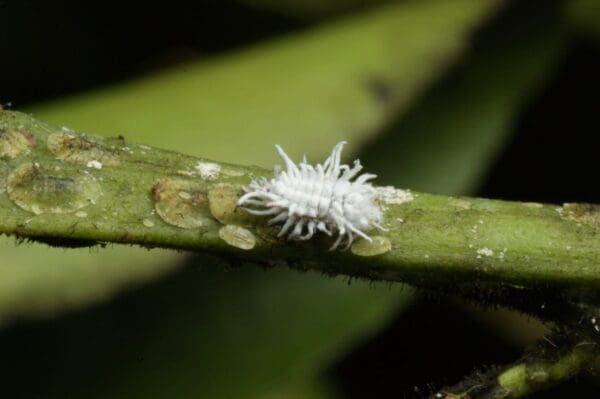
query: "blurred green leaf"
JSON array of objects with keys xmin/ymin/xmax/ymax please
[
  {"xmin": 236, "ymin": 0, "xmax": 388, "ymax": 19},
  {"xmin": 258, "ymin": 378, "xmax": 342, "ymax": 399},
  {"xmin": 567, "ymin": 0, "xmax": 600, "ymax": 40},
  {"xmin": 2, "ymin": 0, "xmax": 502, "ymax": 322},
  {"xmin": 0, "ymin": 0, "xmax": 509, "ymax": 398},
  {"xmin": 0, "ymin": 241, "xmax": 177, "ymax": 327},
  {"xmin": 1, "ymin": 265, "xmax": 402, "ymax": 398},
  {"xmin": 30, "ymin": 0, "xmax": 502, "ymax": 167},
  {"xmin": 2, "ymin": 0, "xmax": 501, "ymax": 325},
  {"xmin": 361, "ymin": 2, "xmax": 568, "ymax": 195}
]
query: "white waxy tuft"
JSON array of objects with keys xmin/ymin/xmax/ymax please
[{"xmin": 237, "ymin": 141, "xmax": 385, "ymax": 250}]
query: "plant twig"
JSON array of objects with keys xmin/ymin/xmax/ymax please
[
  {"xmin": 1, "ymin": 110, "xmax": 600, "ymax": 294},
  {"xmin": 431, "ymin": 332, "xmax": 598, "ymax": 399},
  {"xmin": 427, "ymin": 288, "xmax": 600, "ymax": 398}
]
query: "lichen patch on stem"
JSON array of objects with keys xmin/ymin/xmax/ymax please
[
  {"xmin": 351, "ymin": 236, "xmax": 391, "ymax": 256},
  {"xmin": 562, "ymin": 203, "xmax": 600, "ymax": 228},
  {"xmin": 152, "ymin": 177, "xmax": 215, "ymax": 229},
  {"xmin": 476, "ymin": 247, "xmax": 494, "ymax": 259},
  {"xmin": 195, "ymin": 161, "xmax": 221, "ymax": 180},
  {"xmin": 208, "ymin": 183, "xmax": 257, "ymax": 226},
  {"xmin": 448, "ymin": 197, "xmax": 472, "ymax": 210},
  {"xmin": 6, "ymin": 162, "xmax": 101, "ymax": 215},
  {"xmin": 218, "ymin": 225, "xmax": 256, "ymax": 250},
  {"xmin": 0, "ymin": 127, "xmax": 37, "ymax": 160},
  {"xmin": 47, "ymin": 131, "xmax": 121, "ymax": 166},
  {"xmin": 377, "ymin": 186, "xmax": 414, "ymax": 205}
]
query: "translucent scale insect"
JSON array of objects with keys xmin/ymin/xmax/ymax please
[{"xmin": 237, "ymin": 141, "xmax": 385, "ymax": 250}]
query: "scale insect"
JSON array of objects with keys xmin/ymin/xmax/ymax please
[{"xmin": 237, "ymin": 141, "xmax": 386, "ymax": 250}]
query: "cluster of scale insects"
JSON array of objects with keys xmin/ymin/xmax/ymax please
[{"xmin": 238, "ymin": 141, "xmax": 385, "ymax": 250}]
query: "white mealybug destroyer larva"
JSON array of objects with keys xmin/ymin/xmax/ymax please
[{"xmin": 237, "ymin": 141, "xmax": 385, "ymax": 250}]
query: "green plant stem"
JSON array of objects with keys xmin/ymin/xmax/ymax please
[
  {"xmin": 428, "ymin": 291, "xmax": 600, "ymax": 398},
  {"xmin": 432, "ymin": 333, "xmax": 599, "ymax": 399},
  {"xmin": 1, "ymin": 110, "xmax": 600, "ymax": 294},
  {"xmin": 497, "ymin": 344, "xmax": 594, "ymax": 398}
]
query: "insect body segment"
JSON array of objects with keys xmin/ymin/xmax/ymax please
[{"xmin": 238, "ymin": 141, "xmax": 385, "ymax": 250}]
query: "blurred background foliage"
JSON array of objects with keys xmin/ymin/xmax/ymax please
[{"xmin": 0, "ymin": 0, "xmax": 598, "ymax": 397}]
